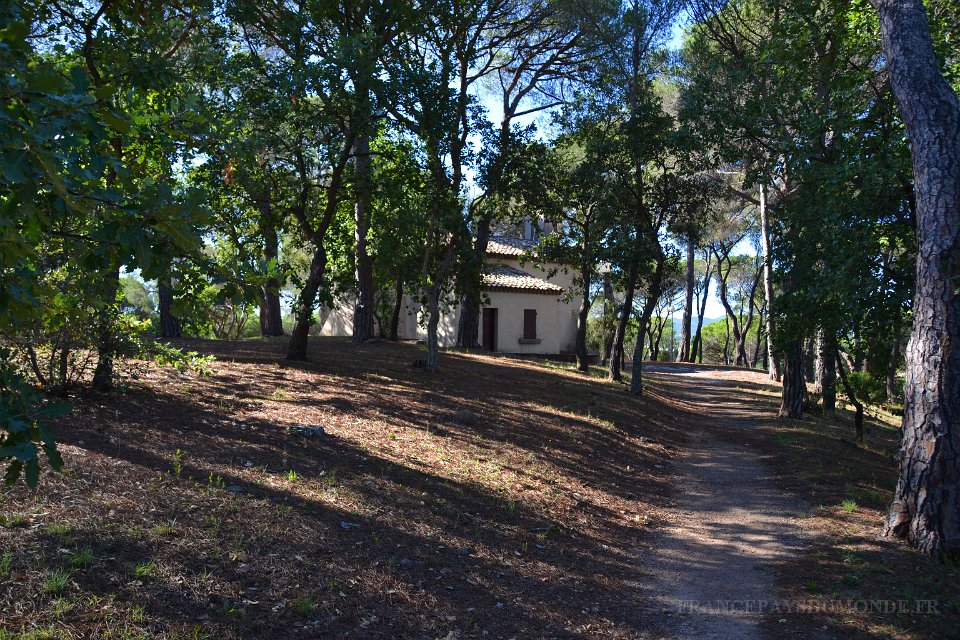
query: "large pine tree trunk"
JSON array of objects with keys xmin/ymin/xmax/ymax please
[
  {"xmin": 871, "ymin": 0, "xmax": 960, "ymax": 558},
  {"xmin": 352, "ymin": 132, "xmax": 376, "ymax": 342},
  {"xmin": 287, "ymin": 247, "xmax": 326, "ymax": 361},
  {"xmin": 760, "ymin": 184, "xmax": 782, "ymax": 381},
  {"xmin": 778, "ymin": 340, "xmax": 806, "ymax": 419},
  {"xmin": 158, "ymin": 276, "xmax": 181, "ymax": 338},
  {"xmin": 609, "ymin": 259, "xmax": 638, "ymax": 382},
  {"xmin": 679, "ymin": 235, "xmax": 695, "ymax": 362}
]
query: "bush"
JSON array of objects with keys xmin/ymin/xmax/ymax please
[
  {"xmin": 845, "ymin": 371, "xmax": 887, "ymax": 405},
  {"xmin": 0, "ymin": 349, "xmax": 67, "ymax": 488}
]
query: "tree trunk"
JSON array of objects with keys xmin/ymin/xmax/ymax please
[
  {"xmin": 852, "ymin": 321, "xmax": 864, "ymax": 372},
  {"xmin": 609, "ymin": 258, "xmax": 638, "ymax": 382},
  {"xmin": 92, "ymin": 135, "xmax": 124, "ymax": 392},
  {"xmin": 752, "ymin": 308, "xmax": 765, "ymax": 368},
  {"xmin": 692, "ymin": 258, "xmax": 712, "ymax": 364},
  {"xmin": 287, "ymin": 247, "xmax": 326, "ymax": 361},
  {"xmin": 803, "ymin": 338, "xmax": 816, "ymax": 382},
  {"xmin": 760, "ymin": 184, "xmax": 781, "ymax": 381},
  {"xmin": 390, "ymin": 277, "xmax": 404, "ymax": 342},
  {"xmin": 259, "ymin": 195, "xmax": 284, "ymax": 337},
  {"xmin": 887, "ymin": 328, "xmax": 901, "ymax": 401},
  {"xmin": 679, "ymin": 235, "xmax": 695, "ymax": 362},
  {"xmin": 575, "ymin": 262, "xmax": 592, "ymax": 373},
  {"xmin": 456, "ymin": 220, "xmax": 489, "ymax": 350},
  {"xmin": 158, "ymin": 276, "xmax": 181, "ymax": 338},
  {"xmin": 630, "ymin": 253, "xmax": 665, "ymax": 395},
  {"xmin": 92, "ymin": 264, "xmax": 120, "ymax": 392},
  {"xmin": 778, "ymin": 339, "xmax": 806, "ymax": 419},
  {"xmin": 352, "ymin": 132, "xmax": 376, "ymax": 343},
  {"xmin": 722, "ymin": 317, "xmax": 731, "ymax": 365},
  {"xmin": 835, "ymin": 348, "xmax": 864, "ymax": 442},
  {"xmin": 652, "ymin": 318, "xmax": 664, "ymax": 362},
  {"xmin": 872, "ymin": 0, "xmax": 960, "ymax": 558},
  {"xmin": 814, "ymin": 332, "xmax": 824, "ymax": 395},
  {"xmin": 815, "ymin": 327, "xmax": 837, "ymax": 414},
  {"xmin": 602, "ymin": 271, "xmax": 615, "ymax": 366},
  {"xmin": 425, "ymin": 286, "xmax": 442, "ymax": 373}
]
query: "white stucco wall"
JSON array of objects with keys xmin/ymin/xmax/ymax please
[
  {"xmin": 399, "ymin": 294, "xmax": 461, "ymax": 347},
  {"xmin": 483, "ymin": 291, "xmax": 561, "ymax": 354},
  {"xmin": 317, "ymin": 298, "xmax": 356, "ymax": 337},
  {"xmin": 316, "ymin": 254, "xmax": 583, "ymax": 355},
  {"xmin": 486, "ymin": 257, "xmax": 581, "ymax": 354}
]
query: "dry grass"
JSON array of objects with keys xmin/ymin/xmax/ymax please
[{"xmin": 0, "ymin": 338, "xmax": 688, "ymax": 639}]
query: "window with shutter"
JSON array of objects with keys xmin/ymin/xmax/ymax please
[{"xmin": 523, "ymin": 309, "xmax": 537, "ymax": 340}]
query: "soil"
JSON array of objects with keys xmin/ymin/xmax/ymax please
[
  {"xmin": 635, "ymin": 365, "xmax": 814, "ymax": 640},
  {"xmin": 1, "ymin": 339, "xmax": 689, "ymax": 639},
  {"xmin": 2, "ymin": 341, "xmax": 955, "ymax": 639}
]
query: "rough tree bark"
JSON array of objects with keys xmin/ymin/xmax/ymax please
[
  {"xmin": 778, "ymin": 339, "xmax": 806, "ymax": 419},
  {"xmin": 803, "ymin": 338, "xmax": 816, "ymax": 382},
  {"xmin": 609, "ymin": 258, "xmax": 638, "ymax": 382},
  {"xmin": 760, "ymin": 184, "xmax": 782, "ymax": 381},
  {"xmin": 679, "ymin": 233, "xmax": 695, "ymax": 362},
  {"xmin": 158, "ymin": 276, "xmax": 181, "ymax": 339},
  {"xmin": 871, "ymin": 0, "xmax": 960, "ymax": 558},
  {"xmin": 352, "ymin": 132, "xmax": 376, "ymax": 342},
  {"xmin": 815, "ymin": 327, "xmax": 836, "ymax": 414}
]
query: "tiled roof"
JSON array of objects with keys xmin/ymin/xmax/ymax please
[
  {"xmin": 482, "ymin": 266, "xmax": 563, "ymax": 294},
  {"xmin": 486, "ymin": 235, "xmax": 538, "ymax": 257}
]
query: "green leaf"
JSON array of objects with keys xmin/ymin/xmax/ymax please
[
  {"xmin": 100, "ymin": 109, "xmax": 132, "ymax": 134},
  {"xmin": 24, "ymin": 458, "xmax": 39, "ymax": 490},
  {"xmin": 0, "ymin": 440, "xmax": 37, "ymax": 462},
  {"xmin": 4, "ymin": 460, "xmax": 23, "ymax": 487}
]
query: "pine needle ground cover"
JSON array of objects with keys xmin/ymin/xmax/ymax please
[{"xmin": 0, "ymin": 338, "xmax": 685, "ymax": 639}]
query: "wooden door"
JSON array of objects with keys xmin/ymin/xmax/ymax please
[{"xmin": 482, "ymin": 308, "xmax": 498, "ymax": 351}]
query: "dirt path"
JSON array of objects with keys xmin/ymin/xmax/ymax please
[{"xmin": 636, "ymin": 364, "xmax": 812, "ymax": 640}]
